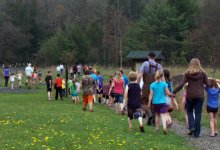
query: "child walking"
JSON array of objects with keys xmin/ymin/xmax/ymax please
[
  {"xmin": 62, "ymin": 78, "xmax": 66, "ymax": 97},
  {"xmin": 16, "ymin": 71, "xmax": 23, "ymax": 88},
  {"xmin": 205, "ymin": 79, "xmax": 220, "ymax": 137},
  {"xmin": 103, "ymin": 80, "xmax": 111, "ymax": 104},
  {"xmin": 163, "ymin": 69, "xmax": 178, "ymax": 127},
  {"xmin": 38, "ymin": 70, "xmax": 43, "ymax": 83},
  {"xmin": 109, "ymin": 71, "xmax": 124, "ymax": 114},
  {"xmin": 123, "ymin": 71, "xmax": 145, "ymax": 133},
  {"xmin": 70, "ymin": 79, "xmax": 78, "ymax": 103},
  {"xmin": 10, "ymin": 73, "xmax": 16, "ymax": 90},
  {"xmin": 148, "ymin": 70, "xmax": 174, "ymax": 134},
  {"xmin": 75, "ymin": 79, "xmax": 81, "ymax": 103}
]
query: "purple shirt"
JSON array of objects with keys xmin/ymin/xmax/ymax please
[
  {"xmin": 4, "ymin": 68, "xmax": 10, "ymax": 77},
  {"xmin": 139, "ymin": 59, "xmax": 162, "ymax": 74}
]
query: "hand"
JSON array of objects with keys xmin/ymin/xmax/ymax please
[{"xmin": 148, "ymin": 103, "xmax": 151, "ymax": 108}]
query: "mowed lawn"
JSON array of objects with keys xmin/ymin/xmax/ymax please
[{"xmin": 0, "ymin": 89, "xmax": 195, "ymax": 150}]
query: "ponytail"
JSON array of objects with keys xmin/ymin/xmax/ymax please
[{"xmin": 155, "ymin": 70, "xmax": 164, "ymax": 81}]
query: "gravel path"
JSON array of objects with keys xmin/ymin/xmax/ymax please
[
  {"xmin": 106, "ymin": 104, "xmax": 220, "ymax": 150},
  {"xmin": 171, "ymin": 120, "xmax": 220, "ymax": 150},
  {"xmin": 0, "ymin": 87, "xmax": 40, "ymax": 94}
]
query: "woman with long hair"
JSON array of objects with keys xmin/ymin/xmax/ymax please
[{"xmin": 173, "ymin": 58, "xmax": 210, "ymax": 138}]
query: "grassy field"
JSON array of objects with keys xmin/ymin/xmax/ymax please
[
  {"xmin": 0, "ymin": 84, "xmax": 195, "ymax": 150},
  {"xmin": 0, "ymin": 65, "xmax": 220, "ymax": 150}
]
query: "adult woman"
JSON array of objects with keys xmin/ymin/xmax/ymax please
[
  {"xmin": 173, "ymin": 58, "xmax": 210, "ymax": 138},
  {"xmin": 4, "ymin": 66, "xmax": 10, "ymax": 87}
]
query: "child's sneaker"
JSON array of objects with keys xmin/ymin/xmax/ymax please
[
  {"xmin": 90, "ymin": 109, "xmax": 93, "ymax": 112},
  {"xmin": 163, "ymin": 129, "xmax": 168, "ymax": 135},
  {"xmin": 82, "ymin": 107, "xmax": 86, "ymax": 111},
  {"xmin": 140, "ymin": 126, "xmax": 145, "ymax": 133}
]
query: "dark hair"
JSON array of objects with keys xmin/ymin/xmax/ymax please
[
  {"xmin": 163, "ymin": 69, "xmax": 171, "ymax": 82},
  {"xmin": 48, "ymin": 71, "xmax": 51, "ymax": 74},
  {"xmin": 119, "ymin": 69, "xmax": 123, "ymax": 74},
  {"xmin": 210, "ymin": 79, "xmax": 219, "ymax": 88},
  {"xmin": 97, "ymin": 71, "xmax": 100, "ymax": 75},
  {"xmin": 148, "ymin": 52, "xmax": 156, "ymax": 58},
  {"xmin": 84, "ymin": 70, "xmax": 90, "ymax": 75},
  {"xmin": 57, "ymin": 74, "xmax": 60, "ymax": 77}
]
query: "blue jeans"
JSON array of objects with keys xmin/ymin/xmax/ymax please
[{"xmin": 186, "ymin": 98, "xmax": 204, "ymax": 137}]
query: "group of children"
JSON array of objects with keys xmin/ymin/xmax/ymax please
[{"xmin": 101, "ymin": 68, "xmax": 220, "ymax": 136}]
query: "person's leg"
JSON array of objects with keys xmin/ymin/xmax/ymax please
[
  {"xmin": 88, "ymin": 95, "xmax": 93, "ymax": 112},
  {"xmin": 19, "ymin": 80, "xmax": 22, "ymax": 87},
  {"xmin": 185, "ymin": 111, "xmax": 189, "ymax": 128},
  {"xmin": 161, "ymin": 113, "xmax": 167, "ymax": 134},
  {"xmin": 47, "ymin": 91, "xmax": 51, "ymax": 100},
  {"xmin": 155, "ymin": 113, "xmax": 160, "ymax": 130},
  {"xmin": 119, "ymin": 95, "xmax": 124, "ymax": 112},
  {"xmin": 209, "ymin": 112, "xmax": 215, "ymax": 136},
  {"xmin": 5, "ymin": 76, "xmax": 9, "ymax": 87},
  {"xmin": 98, "ymin": 94, "xmax": 101, "ymax": 103},
  {"xmin": 83, "ymin": 96, "xmax": 87, "ymax": 110},
  {"xmin": 55, "ymin": 88, "xmax": 58, "ymax": 100},
  {"xmin": 11, "ymin": 82, "xmax": 14, "ymax": 89},
  {"xmin": 213, "ymin": 113, "xmax": 218, "ymax": 135},
  {"xmin": 93, "ymin": 94, "xmax": 96, "ymax": 103},
  {"xmin": 59, "ymin": 87, "xmax": 63, "ymax": 100},
  {"xmin": 106, "ymin": 96, "xmax": 109, "ymax": 104},
  {"xmin": 193, "ymin": 99, "xmax": 204, "ymax": 137},
  {"xmin": 186, "ymin": 99, "xmax": 195, "ymax": 133},
  {"xmin": 128, "ymin": 117, "xmax": 133, "ymax": 129}
]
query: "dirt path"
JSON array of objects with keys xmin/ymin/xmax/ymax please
[
  {"xmin": 0, "ymin": 87, "xmax": 40, "ymax": 94},
  {"xmin": 171, "ymin": 120, "xmax": 220, "ymax": 150},
  {"xmin": 106, "ymin": 104, "xmax": 220, "ymax": 150}
]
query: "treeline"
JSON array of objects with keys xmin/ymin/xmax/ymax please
[{"xmin": 0, "ymin": 0, "xmax": 219, "ymax": 67}]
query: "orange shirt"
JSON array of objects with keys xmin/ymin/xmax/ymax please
[{"xmin": 55, "ymin": 77, "xmax": 62, "ymax": 87}]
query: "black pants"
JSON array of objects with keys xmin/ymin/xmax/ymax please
[
  {"xmin": 55, "ymin": 87, "xmax": 63, "ymax": 100},
  {"xmin": 5, "ymin": 76, "xmax": 9, "ymax": 87}
]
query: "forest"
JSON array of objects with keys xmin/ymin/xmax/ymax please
[{"xmin": 0, "ymin": 0, "xmax": 219, "ymax": 67}]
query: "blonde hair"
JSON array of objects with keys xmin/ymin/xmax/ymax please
[
  {"xmin": 155, "ymin": 70, "xmax": 164, "ymax": 81},
  {"xmin": 128, "ymin": 71, "xmax": 137, "ymax": 82},
  {"xmin": 186, "ymin": 58, "xmax": 206, "ymax": 74},
  {"xmin": 115, "ymin": 71, "xmax": 122, "ymax": 80}
]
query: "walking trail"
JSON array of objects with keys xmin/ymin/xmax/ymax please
[
  {"xmin": 107, "ymin": 104, "xmax": 220, "ymax": 150},
  {"xmin": 171, "ymin": 120, "xmax": 219, "ymax": 150}
]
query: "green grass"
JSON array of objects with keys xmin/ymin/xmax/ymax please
[
  {"xmin": 1, "ymin": 65, "xmax": 219, "ymax": 150},
  {"xmin": 0, "ymin": 87, "xmax": 195, "ymax": 150}
]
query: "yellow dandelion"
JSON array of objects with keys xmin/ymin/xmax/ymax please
[{"xmin": 45, "ymin": 136, "xmax": 49, "ymax": 142}]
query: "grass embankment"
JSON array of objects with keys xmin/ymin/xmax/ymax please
[{"xmin": 0, "ymin": 83, "xmax": 194, "ymax": 150}]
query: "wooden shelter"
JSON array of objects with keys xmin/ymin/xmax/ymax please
[{"xmin": 126, "ymin": 51, "xmax": 165, "ymax": 71}]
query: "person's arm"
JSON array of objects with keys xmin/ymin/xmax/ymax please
[
  {"xmin": 137, "ymin": 62, "xmax": 147, "ymax": 83},
  {"xmin": 49, "ymin": 78, "xmax": 52, "ymax": 88},
  {"xmin": 216, "ymin": 79, "xmax": 220, "ymax": 83},
  {"xmin": 123, "ymin": 86, "xmax": 129, "ymax": 106},
  {"xmin": 137, "ymin": 73, "xmax": 143, "ymax": 83},
  {"xmin": 148, "ymin": 90, "xmax": 153, "ymax": 107},
  {"xmin": 173, "ymin": 75, "xmax": 187, "ymax": 94},
  {"xmin": 108, "ymin": 81, "xmax": 115, "ymax": 95},
  {"xmin": 204, "ymin": 74, "xmax": 211, "ymax": 87},
  {"xmin": 173, "ymin": 98, "xmax": 179, "ymax": 110},
  {"xmin": 165, "ymin": 87, "xmax": 175, "ymax": 97}
]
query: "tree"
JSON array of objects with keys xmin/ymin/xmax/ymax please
[{"xmin": 189, "ymin": 0, "xmax": 220, "ymax": 73}]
